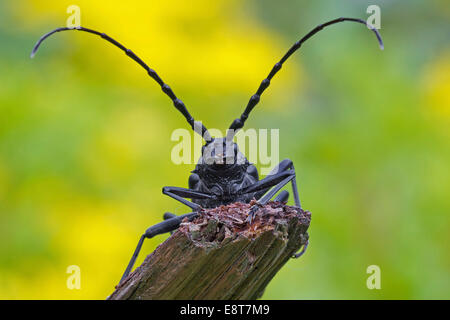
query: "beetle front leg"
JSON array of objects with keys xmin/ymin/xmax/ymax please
[
  {"xmin": 246, "ymin": 174, "xmax": 295, "ymax": 223},
  {"xmin": 242, "ymin": 160, "xmax": 309, "ymax": 258},
  {"xmin": 162, "ymin": 186, "xmax": 213, "ymax": 211},
  {"xmin": 241, "ymin": 159, "xmax": 302, "ymax": 223},
  {"xmin": 254, "ymin": 159, "xmax": 301, "ymax": 208}
]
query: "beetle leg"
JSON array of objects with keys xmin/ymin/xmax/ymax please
[
  {"xmin": 162, "ymin": 186, "xmax": 213, "ymax": 211},
  {"xmin": 240, "ymin": 170, "xmax": 295, "ymax": 195},
  {"xmin": 274, "ymin": 190, "xmax": 289, "ymax": 202},
  {"xmin": 247, "ymin": 159, "xmax": 308, "ymax": 259},
  {"xmin": 246, "ymin": 174, "xmax": 295, "ymax": 224},
  {"xmin": 254, "ymin": 159, "xmax": 301, "ymax": 208},
  {"xmin": 293, "ymin": 240, "xmax": 309, "ymax": 258},
  {"xmin": 119, "ymin": 212, "xmax": 197, "ymax": 284},
  {"xmin": 163, "ymin": 212, "xmax": 177, "ymax": 235},
  {"xmin": 245, "ymin": 159, "xmax": 303, "ymax": 224}
]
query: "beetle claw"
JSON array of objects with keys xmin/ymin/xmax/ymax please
[{"xmin": 246, "ymin": 205, "xmax": 260, "ymax": 225}]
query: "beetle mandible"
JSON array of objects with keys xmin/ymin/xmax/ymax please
[{"xmin": 31, "ymin": 17, "xmax": 383, "ymax": 283}]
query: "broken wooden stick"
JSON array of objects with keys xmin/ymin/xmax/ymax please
[{"xmin": 108, "ymin": 201, "xmax": 311, "ymax": 300}]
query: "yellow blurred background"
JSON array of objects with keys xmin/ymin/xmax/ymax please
[{"xmin": 0, "ymin": 0, "xmax": 448, "ymax": 299}]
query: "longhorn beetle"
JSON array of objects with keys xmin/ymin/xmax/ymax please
[{"xmin": 31, "ymin": 17, "xmax": 383, "ymax": 284}]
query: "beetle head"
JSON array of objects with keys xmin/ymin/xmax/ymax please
[{"xmin": 200, "ymin": 137, "xmax": 245, "ymax": 168}]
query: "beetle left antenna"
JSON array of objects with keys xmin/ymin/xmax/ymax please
[
  {"xmin": 31, "ymin": 26, "xmax": 211, "ymax": 140},
  {"xmin": 226, "ymin": 17, "xmax": 384, "ymax": 140}
]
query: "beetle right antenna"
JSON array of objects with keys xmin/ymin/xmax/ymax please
[
  {"xmin": 226, "ymin": 17, "xmax": 384, "ymax": 140},
  {"xmin": 31, "ymin": 26, "xmax": 211, "ymax": 140}
]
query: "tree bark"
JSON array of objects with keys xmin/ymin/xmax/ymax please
[{"xmin": 108, "ymin": 201, "xmax": 311, "ymax": 300}]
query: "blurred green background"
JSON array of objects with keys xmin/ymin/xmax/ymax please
[{"xmin": 0, "ymin": 0, "xmax": 449, "ymax": 299}]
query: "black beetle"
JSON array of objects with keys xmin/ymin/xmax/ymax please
[{"xmin": 31, "ymin": 17, "xmax": 383, "ymax": 283}]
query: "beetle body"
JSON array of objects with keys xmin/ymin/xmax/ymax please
[{"xmin": 189, "ymin": 138, "xmax": 258, "ymax": 208}]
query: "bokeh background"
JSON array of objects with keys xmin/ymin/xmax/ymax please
[{"xmin": 0, "ymin": 0, "xmax": 449, "ymax": 299}]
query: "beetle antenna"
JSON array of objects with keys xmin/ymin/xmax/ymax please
[
  {"xmin": 31, "ymin": 26, "xmax": 211, "ymax": 140},
  {"xmin": 226, "ymin": 17, "xmax": 383, "ymax": 140}
]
